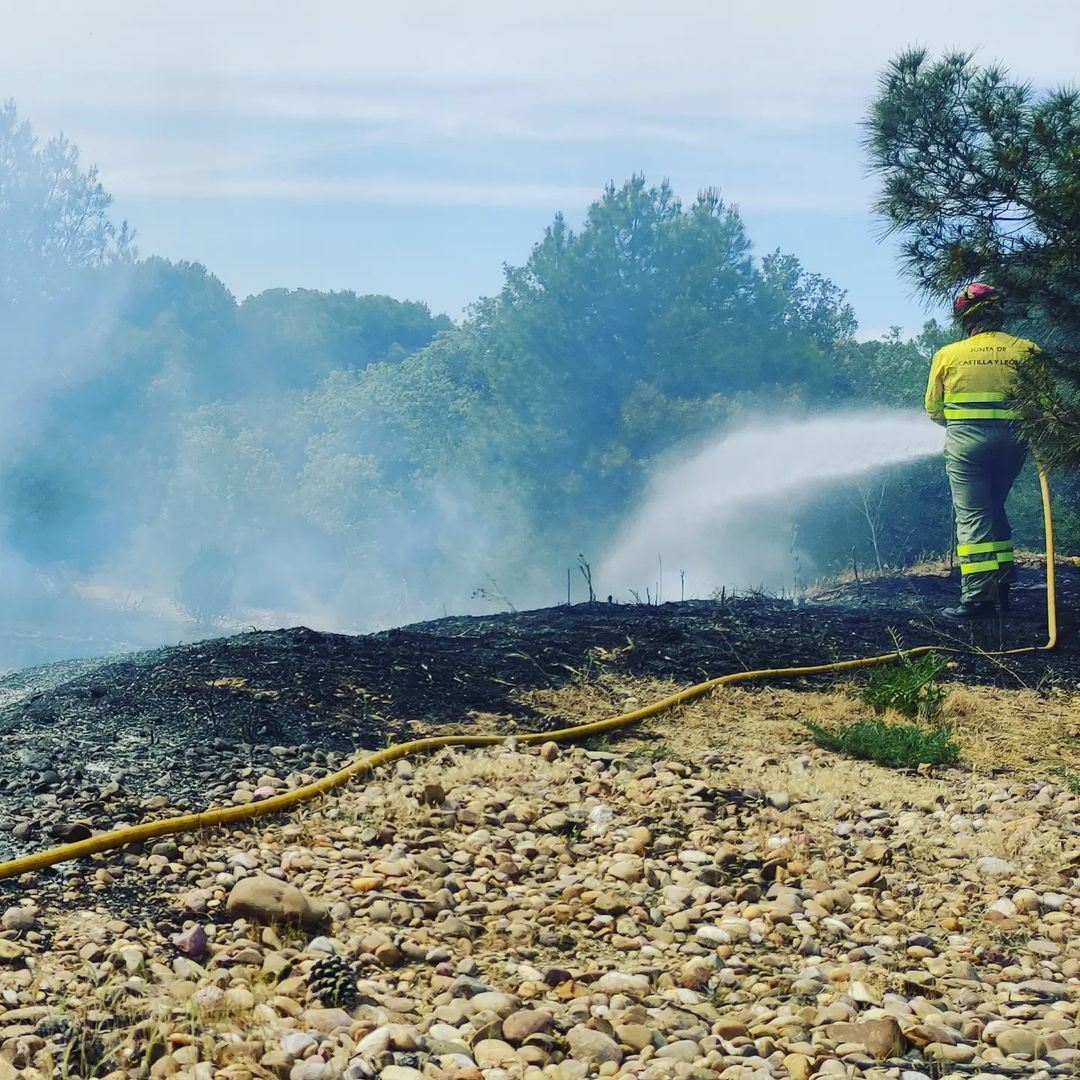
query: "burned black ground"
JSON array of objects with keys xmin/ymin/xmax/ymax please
[{"xmin": 0, "ymin": 561, "xmax": 1074, "ymax": 868}]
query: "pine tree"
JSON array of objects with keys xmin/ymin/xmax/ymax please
[
  {"xmin": 0, "ymin": 99, "xmax": 133, "ymax": 305},
  {"xmin": 865, "ymin": 50, "xmax": 1080, "ymax": 468}
]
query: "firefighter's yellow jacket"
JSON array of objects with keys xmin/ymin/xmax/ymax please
[{"xmin": 924, "ymin": 331, "xmax": 1040, "ymax": 426}]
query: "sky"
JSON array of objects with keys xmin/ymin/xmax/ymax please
[{"xmin": 2, "ymin": 1, "xmax": 1077, "ymax": 339}]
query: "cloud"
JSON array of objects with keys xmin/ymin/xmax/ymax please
[
  {"xmin": 6, "ymin": 0, "xmax": 1076, "ymax": 225},
  {"xmin": 106, "ymin": 172, "xmax": 604, "ymax": 209},
  {"xmin": 9, "ymin": 1, "xmax": 1077, "ymax": 144},
  {"xmin": 65, "ymin": 96, "xmax": 869, "ymax": 214},
  {"xmin": 99, "ymin": 155, "xmax": 869, "ymax": 215}
]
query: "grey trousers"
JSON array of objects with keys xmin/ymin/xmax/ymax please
[{"xmin": 944, "ymin": 423, "xmax": 1027, "ymax": 603}]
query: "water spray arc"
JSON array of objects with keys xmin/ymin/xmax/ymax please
[
  {"xmin": 599, "ymin": 412, "xmax": 945, "ymax": 600},
  {"xmin": 0, "ymin": 473, "xmax": 1057, "ymax": 883}
]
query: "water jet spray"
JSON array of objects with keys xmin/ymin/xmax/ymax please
[{"xmin": 600, "ymin": 411, "xmax": 944, "ymax": 599}]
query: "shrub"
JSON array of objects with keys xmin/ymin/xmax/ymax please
[{"xmin": 857, "ymin": 651, "xmax": 947, "ymax": 722}]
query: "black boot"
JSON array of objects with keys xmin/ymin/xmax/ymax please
[
  {"xmin": 997, "ymin": 583, "xmax": 1012, "ymax": 612},
  {"xmin": 940, "ymin": 600, "xmax": 996, "ymax": 620}
]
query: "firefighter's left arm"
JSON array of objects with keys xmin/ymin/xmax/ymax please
[{"xmin": 925, "ymin": 349, "xmax": 946, "ymax": 426}]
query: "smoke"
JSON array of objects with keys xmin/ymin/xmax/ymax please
[
  {"xmin": 598, "ymin": 411, "xmax": 944, "ymax": 600},
  {"xmin": 0, "ymin": 267, "xmax": 949, "ymax": 675}
]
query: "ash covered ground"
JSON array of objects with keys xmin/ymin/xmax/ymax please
[{"xmin": 0, "ymin": 561, "xmax": 1074, "ymax": 863}]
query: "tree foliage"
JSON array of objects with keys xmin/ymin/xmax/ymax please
[
  {"xmin": 0, "ymin": 99, "xmax": 132, "ymax": 305},
  {"xmin": 839, "ymin": 321, "xmax": 954, "ymax": 408},
  {"xmin": 236, "ymin": 289, "xmax": 454, "ymax": 391},
  {"xmin": 865, "ymin": 49, "xmax": 1080, "ymax": 468},
  {"xmin": 451, "ymin": 177, "xmax": 859, "ymax": 528}
]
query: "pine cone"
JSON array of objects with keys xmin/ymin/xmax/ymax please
[{"xmin": 307, "ymin": 954, "xmax": 358, "ymax": 1009}]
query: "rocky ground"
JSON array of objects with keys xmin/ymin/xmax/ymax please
[
  {"xmin": 0, "ymin": 680, "xmax": 1079, "ymax": 1078},
  {"xmin": 0, "ymin": 562, "xmax": 1075, "ymax": 1077}
]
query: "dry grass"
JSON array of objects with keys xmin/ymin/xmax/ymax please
[
  {"xmin": 518, "ymin": 671, "xmax": 1080, "ymax": 888},
  {"xmin": 521, "ymin": 672, "xmax": 1080, "ymax": 779},
  {"xmin": 805, "ymin": 560, "xmax": 948, "ymax": 598},
  {"xmin": 409, "ymin": 711, "xmax": 532, "ymax": 740},
  {"xmin": 940, "ymin": 684, "xmax": 1080, "ymax": 774},
  {"xmin": 24, "ymin": 665, "xmax": 1072, "ymax": 1076},
  {"xmin": 204, "ymin": 676, "xmax": 281, "ymax": 700}
]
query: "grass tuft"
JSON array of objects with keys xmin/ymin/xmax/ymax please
[{"xmin": 804, "ymin": 716, "xmax": 960, "ymax": 769}]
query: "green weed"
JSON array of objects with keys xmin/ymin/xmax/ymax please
[
  {"xmin": 856, "ymin": 650, "xmax": 948, "ymax": 722},
  {"xmin": 643, "ymin": 740, "xmax": 675, "ymax": 761},
  {"xmin": 1050, "ymin": 765, "xmax": 1080, "ymax": 793},
  {"xmin": 804, "ymin": 717, "xmax": 960, "ymax": 769},
  {"xmin": 584, "ymin": 733, "xmax": 612, "ymax": 753}
]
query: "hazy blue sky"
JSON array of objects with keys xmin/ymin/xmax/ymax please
[{"xmin": 3, "ymin": 1, "xmax": 1075, "ymax": 337}]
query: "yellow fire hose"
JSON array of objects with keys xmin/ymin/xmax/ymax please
[{"xmin": 0, "ymin": 474, "xmax": 1060, "ymax": 882}]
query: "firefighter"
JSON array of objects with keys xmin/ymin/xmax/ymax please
[{"xmin": 925, "ymin": 283, "xmax": 1040, "ymax": 619}]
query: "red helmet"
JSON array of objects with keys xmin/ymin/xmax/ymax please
[{"xmin": 953, "ymin": 282, "xmax": 1002, "ymax": 321}]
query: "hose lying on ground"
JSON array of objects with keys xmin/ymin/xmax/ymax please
[{"xmin": 0, "ymin": 474, "xmax": 1059, "ymax": 882}]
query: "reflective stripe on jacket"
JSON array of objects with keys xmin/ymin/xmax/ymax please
[{"xmin": 924, "ymin": 332, "xmax": 1040, "ymax": 425}]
